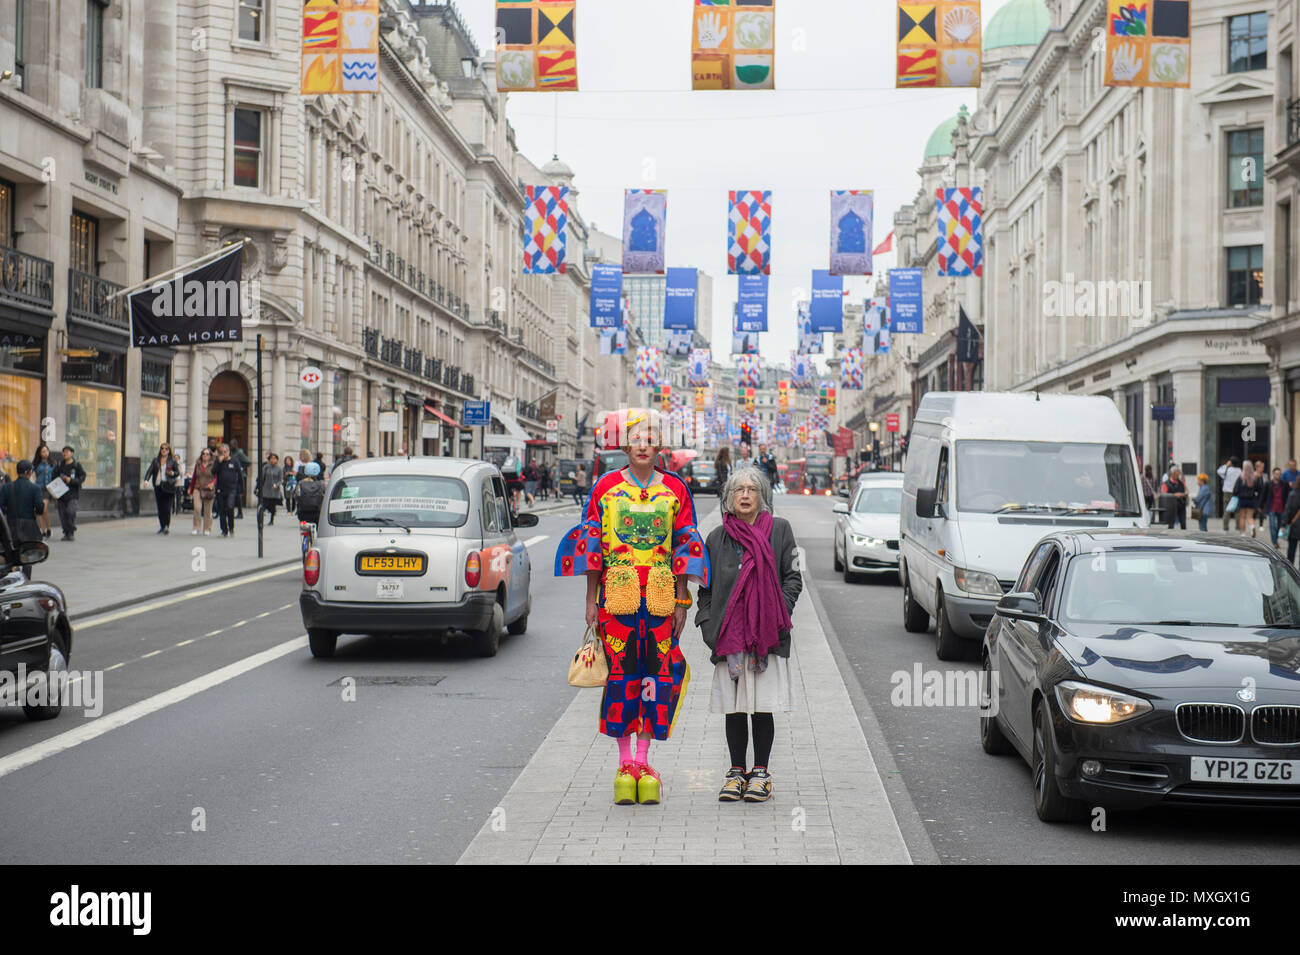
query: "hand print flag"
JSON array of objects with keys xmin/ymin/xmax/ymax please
[
  {"xmin": 302, "ymin": 0, "xmax": 381, "ymax": 95},
  {"xmin": 623, "ymin": 190, "xmax": 667, "ymax": 274},
  {"xmin": 841, "ymin": 347, "xmax": 864, "ymax": 390},
  {"xmin": 1106, "ymin": 0, "xmax": 1191, "ymax": 88},
  {"xmin": 896, "ymin": 1, "xmax": 981, "ymax": 88},
  {"xmin": 496, "ymin": 1, "xmax": 578, "ymax": 92},
  {"xmin": 830, "ymin": 191, "xmax": 874, "ymax": 276},
  {"xmin": 523, "ymin": 185, "xmax": 568, "ymax": 274},
  {"xmin": 635, "ymin": 347, "xmax": 661, "ymax": 388},
  {"xmin": 728, "ymin": 191, "xmax": 772, "ymax": 276},
  {"xmin": 936, "ymin": 187, "xmax": 983, "ymax": 277},
  {"xmin": 692, "ymin": 0, "xmax": 775, "ymax": 91}
]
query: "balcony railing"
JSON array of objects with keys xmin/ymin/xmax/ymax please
[
  {"xmin": 0, "ymin": 245, "xmax": 54, "ymax": 312},
  {"xmin": 443, "ymin": 364, "xmax": 460, "ymax": 391},
  {"xmin": 362, "ymin": 327, "xmax": 380, "ymax": 357},
  {"xmin": 462, "ymin": 373, "xmax": 474, "ymax": 395},
  {"xmin": 517, "ymin": 399, "xmax": 539, "ymax": 421},
  {"xmin": 519, "ymin": 348, "xmax": 555, "ymax": 377},
  {"xmin": 380, "ymin": 336, "xmax": 403, "ymax": 366},
  {"xmin": 425, "ymin": 356, "xmax": 442, "ymax": 381},
  {"xmin": 67, "ymin": 269, "xmax": 127, "ymax": 330},
  {"xmin": 1289, "ymin": 97, "xmax": 1300, "ymax": 149},
  {"xmin": 403, "ymin": 347, "xmax": 423, "ymax": 375}
]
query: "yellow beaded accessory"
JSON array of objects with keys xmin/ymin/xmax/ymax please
[
  {"xmin": 602, "ymin": 566, "xmax": 641, "ymax": 615},
  {"xmin": 644, "ymin": 566, "xmax": 678, "ymax": 617}
]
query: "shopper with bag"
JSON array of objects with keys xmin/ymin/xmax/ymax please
[
  {"xmin": 191, "ymin": 448, "xmax": 216, "ymax": 535},
  {"xmin": 50, "ymin": 446, "xmax": 86, "ymax": 542},
  {"xmin": 144, "ymin": 442, "xmax": 181, "ymax": 535},
  {"xmin": 29, "ymin": 443, "xmax": 54, "ymax": 539},
  {"xmin": 554, "ymin": 408, "xmax": 709, "ymax": 807}
]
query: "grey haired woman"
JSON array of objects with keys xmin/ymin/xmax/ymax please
[{"xmin": 695, "ymin": 464, "xmax": 802, "ymax": 803}]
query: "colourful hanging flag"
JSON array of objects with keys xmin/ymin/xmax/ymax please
[
  {"xmin": 522, "ymin": 185, "xmax": 568, "ymax": 274},
  {"xmin": 623, "ymin": 190, "xmax": 667, "ymax": 274},
  {"xmin": 302, "ymin": 0, "xmax": 380, "ymax": 95},
  {"xmin": 732, "ymin": 304, "xmax": 760, "ymax": 355},
  {"xmin": 689, "ymin": 348, "xmax": 712, "ymax": 386},
  {"xmin": 654, "ymin": 382, "xmax": 673, "ymax": 413},
  {"xmin": 896, "ymin": 1, "xmax": 981, "ymax": 88},
  {"xmin": 598, "ymin": 327, "xmax": 628, "ymax": 355},
  {"xmin": 830, "ymin": 191, "xmax": 874, "ymax": 276},
  {"xmin": 665, "ymin": 329, "xmax": 693, "ymax": 358},
  {"xmin": 635, "ymin": 346, "xmax": 661, "ymax": 388},
  {"xmin": 841, "ymin": 347, "xmax": 863, "ymax": 390},
  {"xmin": 728, "ymin": 191, "xmax": 772, "ymax": 275},
  {"xmin": 496, "ymin": 1, "xmax": 578, "ymax": 92},
  {"xmin": 790, "ymin": 351, "xmax": 813, "ymax": 387},
  {"xmin": 862, "ymin": 297, "xmax": 891, "ymax": 354},
  {"xmin": 694, "ymin": 387, "xmax": 708, "ymax": 411},
  {"xmin": 936, "ymin": 187, "xmax": 983, "ymax": 276},
  {"xmin": 777, "ymin": 380, "xmax": 790, "ymax": 414},
  {"xmin": 692, "ymin": 0, "xmax": 775, "ymax": 91},
  {"xmin": 1106, "ymin": 0, "xmax": 1190, "ymax": 88},
  {"xmin": 873, "ymin": 230, "xmax": 895, "ymax": 255},
  {"xmin": 738, "ymin": 354, "xmax": 762, "ymax": 388},
  {"xmin": 797, "ymin": 301, "xmax": 823, "ymax": 355}
]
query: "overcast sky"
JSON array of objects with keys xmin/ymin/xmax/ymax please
[{"xmin": 451, "ymin": 0, "xmax": 1019, "ymax": 367}]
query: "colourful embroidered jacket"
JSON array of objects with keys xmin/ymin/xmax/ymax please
[{"xmin": 555, "ymin": 468, "xmax": 709, "ymax": 617}]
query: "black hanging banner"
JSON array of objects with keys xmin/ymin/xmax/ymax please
[
  {"xmin": 128, "ymin": 245, "xmax": 244, "ymax": 347},
  {"xmin": 957, "ymin": 305, "xmax": 980, "ymax": 364}
]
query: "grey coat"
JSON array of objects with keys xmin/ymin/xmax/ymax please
[{"xmin": 695, "ymin": 516, "xmax": 802, "ymax": 665}]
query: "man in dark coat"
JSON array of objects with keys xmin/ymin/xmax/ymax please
[
  {"xmin": 51, "ymin": 446, "xmax": 86, "ymax": 542},
  {"xmin": 1, "ymin": 460, "xmax": 45, "ymax": 546},
  {"xmin": 212, "ymin": 444, "xmax": 243, "ymax": 537}
]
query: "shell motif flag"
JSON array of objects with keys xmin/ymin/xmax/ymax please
[
  {"xmin": 623, "ymin": 190, "xmax": 668, "ymax": 274},
  {"xmin": 790, "ymin": 351, "xmax": 813, "ymax": 388},
  {"xmin": 738, "ymin": 353, "xmax": 762, "ymax": 388},
  {"xmin": 841, "ymin": 347, "xmax": 864, "ymax": 390},
  {"xmin": 496, "ymin": 1, "xmax": 578, "ymax": 92},
  {"xmin": 688, "ymin": 348, "xmax": 712, "ymax": 387},
  {"xmin": 830, "ymin": 191, "xmax": 874, "ymax": 276},
  {"xmin": 1105, "ymin": 0, "xmax": 1191, "ymax": 88},
  {"xmin": 523, "ymin": 185, "xmax": 568, "ymax": 274},
  {"xmin": 692, "ymin": 0, "xmax": 775, "ymax": 91},
  {"xmin": 635, "ymin": 347, "xmax": 661, "ymax": 388},
  {"xmin": 302, "ymin": 0, "xmax": 381, "ymax": 95},
  {"xmin": 897, "ymin": 1, "xmax": 981, "ymax": 88},
  {"xmin": 936, "ymin": 187, "xmax": 983, "ymax": 277},
  {"xmin": 728, "ymin": 190, "xmax": 772, "ymax": 275}
]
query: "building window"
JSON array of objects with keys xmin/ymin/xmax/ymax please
[
  {"xmin": 232, "ymin": 108, "xmax": 263, "ymax": 188},
  {"xmin": 85, "ymin": 0, "xmax": 106, "ymax": 89},
  {"xmin": 1227, "ymin": 245, "xmax": 1264, "ymax": 306},
  {"xmin": 1228, "ymin": 12, "xmax": 1268, "ymax": 73},
  {"xmin": 1226, "ymin": 128, "xmax": 1264, "ymax": 207},
  {"xmin": 15, "ymin": 0, "xmax": 25, "ymax": 87},
  {"xmin": 70, "ymin": 211, "xmax": 99, "ymax": 275},
  {"xmin": 237, "ymin": 0, "xmax": 263, "ymax": 42},
  {"xmin": 0, "ymin": 179, "xmax": 13, "ymax": 248}
]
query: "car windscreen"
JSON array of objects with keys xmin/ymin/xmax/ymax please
[
  {"xmin": 1060, "ymin": 550, "xmax": 1300, "ymax": 627},
  {"xmin": 807, "ymin": 455, "xmax": 832, "ymax": 474},
  {"xmin": 854, "ymin": 486, "xmax": 902, "ymax": 514},
  {"xmin": 694, "ymin": 462, "xmax": 716, "ymax": 476},
  {"xmin": 597, "ymin": 451, "xmax": 629, "ymax": 473},
  {"xmin": 955, "ymin": 441, "xmax": 1141, "ymax": 516},
  {"xmin": 326, "ymin": 475, "xmax": 470, "ymax": 528}
]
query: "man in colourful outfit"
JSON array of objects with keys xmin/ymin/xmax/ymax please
[{"xmin": 556, "ymin": 409, "xmax": 709, "ymax": 805}]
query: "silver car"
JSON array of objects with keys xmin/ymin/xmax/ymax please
[
  {"xmin": 833, "ymin": 474, "xmax": 904, "ymax": 584},
  {"xmin": 298, "ymin": 457, "xmax": 537, "ymax": 658}
]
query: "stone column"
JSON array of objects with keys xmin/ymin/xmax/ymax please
[
  {"xmin": 1268, "ymin": 345, "xmax": 1288, "ymax": 468},
  {"xmin": 1171, "ymin": 366, "xmax": 1204, "ymax": 476},
  {"xmin": 272, "ymin": 349, "xmax": 286, "ymax": 460},
  {"xmin": 188, "ymin": 349, "xmax": 206, "ymax": 462},
  {"xmin": 141, "ymin": 0, "xmax": 176, "ymax": 166}
]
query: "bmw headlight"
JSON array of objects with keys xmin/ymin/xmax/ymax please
[
  {"xmin": 851, "ymin": 535, "xmax": 885, "ymax": 547},
  {"xmin": 953, "ymin": 567, "xmax": 1003, "ymax": 597},
  {"xmin": 1054, "ymin": 680, "xmax": 1152, "ymax": 725}
]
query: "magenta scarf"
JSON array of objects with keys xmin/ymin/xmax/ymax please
[{"xmin": 715, "ymin": 511, "xmax": 792, "ymax": 659}]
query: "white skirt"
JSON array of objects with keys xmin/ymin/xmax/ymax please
[{"xmin": 709, "ymin": 654, "xmax": 794, "ymax": 714}]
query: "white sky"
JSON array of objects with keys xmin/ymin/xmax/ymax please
[{"xmin": 451, "ymin": 0, "xmax": 1020, "ymax": 366}]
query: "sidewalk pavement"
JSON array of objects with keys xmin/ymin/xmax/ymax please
[{"xmin": 457, "ymin": 508, "xmax": 912, "ymax": 865}]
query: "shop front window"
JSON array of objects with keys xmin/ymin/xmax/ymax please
[
  {"xmin": 140, "ymin": 396, "xmax": 169, "ymax": 462},
  {"xmin": 332, "ymin": 369, "xmax": 348, "ymax": 460},
  {"xmin": 66, "ymin": 384, "xmax": 122, "ymax": 488},
  {"xmin": 0, "ymin": 372, "xmax": 41, "ymax": 481}
]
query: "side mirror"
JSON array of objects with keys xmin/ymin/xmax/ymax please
[
  {"xmin": 916, "ymin": 486, "xmax": 938, "ymax": 518},
  {"xmin": 832, "ymin": 502, "xmax": 849, "ymax": 515},
  {"xmin": 997, "ymin": 591, "xmax": 1044, "ymax": 623},
  {"xmin": 513, "ymin": 512, "xmax": 539, "ymax": 528},
  {"xmin": 17, "ymin": 541, "xmax": 48, "ymax": 566},
  {"xmin": 838, "ymin": 487, "xmax": 851, "ymax": 498}
]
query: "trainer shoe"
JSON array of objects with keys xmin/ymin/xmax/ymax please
[
  {"xmin": 636, "ymin": 764, "xmax": 662, "ymax": 805},
  {"xmin": 614, "ymin": 762, "xmax": 640, "ymax": 806},
  {"xmin": 743, "ymin": 768, "xmax": 772, "ymax": 803},
  {"xmin": 718, "ymin": 768, "xmax": 748, "ymax": 802}
]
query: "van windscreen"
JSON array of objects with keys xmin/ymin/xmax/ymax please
[{"xmin": 954, "ymin": 441, "xmax": 1141, "ymax": 516}]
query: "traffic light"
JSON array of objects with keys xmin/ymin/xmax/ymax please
[{"xmin": 740, "ymin": 423, "xmax": 753, "ymax": 447}]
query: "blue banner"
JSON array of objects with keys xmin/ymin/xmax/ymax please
[
  {"xmin": 664, "ymin": 267, "xmax": 698, "ymax": 330},
  {"xmin": 809, "ymin": 270, "xmax": 843, "ymax": 332},
  {"xmin": 889, "ymin": 268, "xmax": 923, "ymax": 333},
  {"xmin": 590, "ymin": 263, "xmax": 623, "ymax": 328},
  {"xmin": 736, "ymin": 274, "xmax": 769, "ymax": 332}
]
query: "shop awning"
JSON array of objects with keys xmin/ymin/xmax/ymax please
[
  {"xmin": 491, "ymin": 409, "xmax": 529, "ymax": 442},
  {"xmin": 423, "ymin": 401, "xmax": 460, "ymax": 429}
]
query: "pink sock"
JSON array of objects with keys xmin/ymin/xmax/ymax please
[
  {"xmin": 617, "ymin": 735, "xmax": 633, "ymax": 765},
  {"xmin": 636, "ymin": 738, "xmax": 650, "ymax": 766}
]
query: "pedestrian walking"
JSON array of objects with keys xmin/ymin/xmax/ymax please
[
  {"xmin": 50, "ymin": 446, "xmax": 86, "ymax": 542},
  {"xmin": 282, "ymin": 455, "xmax": 297, "ymax": 513},
  {"xmin": 143, "ymin": 442, "xmax": 182, "ymax": 535},
  {"xmin": 714, "ymin": 446, "xmax": 732, "ymax": 493},
  {"xmin": 554, "ymin": 409, "xmax": 709, "ymax": 807},
  {"xmin": 1285, "ymin": 479, "xmax": 1300, "ymax": 565},
  {"xmin": 757, "ymin": 444, "xmax": 779, "ymax": 488},
  {"xmin": 212, "ymin": 444, "xmax": 242, "ymax": 538},
  {"xmin": 1141, "ymin": 464, "xmax": 1157, "ymax": 513},
  {"xmin": 1255, "ymin": 460, "xmax": 1269, "ymax": 534},
  {"xmin": 191, "ymin": 448, "xmax": 216, "ymax": 535},
  {"xmin": 696, "ymin": 464, "xmax": 802, "ymax": 803},
  {"xmin": 331, "ymin": 447, "xmax": 356, "ymax": 476},
  {"xmin": 0, "ymin": 459, "xmax": 45, "ymax": 548},
  {"xmin": 257, "ymin": 453, "xmax": 284, "ymax": 526},
  {"xmin": 572, "ymin": 463, "xmax": 587, "ymax": 507},
  {"xmin": 523, "ymin": 459, "xmax": 539, "ymax": 506},
  {"xmin": 1234, "ymin": 464, "xmax": 1261, "ymax": 536},
  {"xmin": 1161, "ymin": 468, "xmax": 1188, "ymax": 530},
  {"xmin": 1192, "ymin": 473, "xmax": 1213, "ymax": 533},
  {"xmin": 29, "ymin": 443, "xmax": 54, "ymax": 539},
  {"xmin": 228, "ymin": 439, "xmax": 251, "ymax": 518},
  {"xmin": 1284, "ymin": 459, "xmax": 1300, "ymax": 488},
  {"xmin": 1266, "ymin": 467, "xmax": 1287, "ymax": 545},
  {"xmin": 502, "ymin": 453, "xmax": 524, "ymax": 509},
  {"xmin": 1218, "ymin": 456, "xmax": 1242, "ymax": 531},
  {"xmin": 296, "ymin": 461, "xmax": 325, "ymax": 527},
  {"xmin": 538, "ymin": 461, "xmax": 551, "ymax": 501}
]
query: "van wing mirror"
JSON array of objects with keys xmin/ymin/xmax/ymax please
[{"xmin": 916, "ymin": 486, "xmax": 938, "ymax": 518}]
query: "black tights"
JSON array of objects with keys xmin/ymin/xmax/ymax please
[{"xmin": 726, "ymin": 712, "xmax": 775, "ymax": 770}]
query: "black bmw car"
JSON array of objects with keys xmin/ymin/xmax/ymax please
[
  {"xmin": 981, "ymin": 530, "xmax": 1300, "ymax": 821},
  {"xmin": 0, "ymin": 520, "xmax": 73, "ymax": 720}
]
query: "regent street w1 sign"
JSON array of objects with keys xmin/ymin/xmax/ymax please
[{"xmin": 127, "ymin": 244, "xmax": 245, "ymax": 347}]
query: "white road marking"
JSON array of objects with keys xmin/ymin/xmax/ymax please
[
  {"xmin": 175, "ymin": 639, "xmax": 194, "ymax": 647},
  {"xmin": 75, "ymin": 565, "xmax": 300, "ymax": 631},
  {"xmin": 0, "ymin": 636, "xmax": 307, "ymax": 780},
  {"xmin": 140, "ymin": 650, "xmax": 162, "ymax": 659},
  {"xmin": 522, "ymin": 536, "xmax": 549, "ymax": 548}
]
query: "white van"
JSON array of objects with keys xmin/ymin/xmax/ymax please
[{"xmin": 900, "ymin": 392, "xmax": 1149, "ymax": 659}]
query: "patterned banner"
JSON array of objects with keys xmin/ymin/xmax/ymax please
[
  {"xmin": 728, "ymin": 190, "xmax": 772, "ymax": 275},
  {"xmin": 653, "ymin": 382, "xmax": 673, "ymax": 413},
  {"xmin": 830, "ymin": 191, "xmax": 874, "ymax": 276},
  {"xmin": 692, "ymin": 0, "xmax": 775, "ymax": 90},
  {"xmin": 522, "ymin": 185, "xmax": 568, "ymax": 274},
  {"xmin": 599, "ymin": 327, "xmax": 628, "ymax": 355},
  {"xmin": 623, "ymin": 190, "xmax": 667, "ymax": 274},
  {"xmin": 496, "ymin": 1, "xmax": 578, "ymax": 92},
  {"xmin": 820, "ymin": 381, "xmax": 837, "ymax": 417},
  {"xmin": 790, "ymin": 351, "xmax": 813, "ymax": 388},
  {"xmin": 1106, "ymin": 0, "xmax": 1190, "ymax": 88},
  {"xmin": 797, "ymin": 301, "xmax": 824, "ymax": 355},
  {"xmin": 665, "ymin": 329, "xmax": 693, "ymax": 358},
  {"xmin": 863, "ymin": 297, "xmax": 891, "ymax": 354},
  {"xmin": 635, "ymin": 346, "xmax": 661, "ymax": 388},
  {"xmin": 936, "ymin": 187, "xmax": 983, "ymax": 276},
  {"xmin": 688, "ymin": 348, "xmax": 712, "ymax": 387},
  {"xmin": 841, "ymin": 347, "xmax": 864, "ymax": 390},
  {"xmin": 738, "ymin": 354, "xmax": 762, "ymax": 389},
  {"xmin": 809, "ymin": 270, "xmax": 844, "ymax": 332},
  {"xmin": 302, "ymin": 0, "xmax": 381, "ymax": 95},
  {"xmin": 742, "ymin": 388, "xmax": 756, "ymax": 414},
  {"xmin": 694, "ymin": 387, "xmax": 707, "ymax": 411},
  {"xmin": 731, "ymin": 303, "xmax": 759, "ymax": 355},
  {"xmin": 896, "ymin": 0, "xmax": 981, "ymax": 88},
  {"xmin": 778, "ymin": 380, "xmax": 790, "ymax": 414}
]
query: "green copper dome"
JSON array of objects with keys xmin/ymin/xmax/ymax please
[
  {"xmin": 983, "ymin": 0, "xmax": 1049, "ymax": 50},
  {"xmin": 923, "ymin": 106, "xmax": 968, "ymax": 159}
]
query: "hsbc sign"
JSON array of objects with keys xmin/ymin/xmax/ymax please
[{"xmin": 301, "ymin": 365, "xmax": 323, "ymax": 390}]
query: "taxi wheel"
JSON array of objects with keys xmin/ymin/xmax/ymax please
[
  {"xmin": 308, "ymin": 628, "xmax": 338, "ymax": 658},
  {"xmin": 23, "ymin": 636, "xmax": 68, "ymax": 721},
  {"xmin": 474, "ymin": 602, "xmax": 504, "ymax": 658}
]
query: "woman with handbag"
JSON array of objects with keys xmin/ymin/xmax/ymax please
[
  {"xmin": 29, "ymin": 442, "xmax": 54, "ymax": 539},
  {"xmin": 1234, "ymin": 464, "xmax": 1261, "ymax": 536},
  {"xmin": 191, "ymin": 448, "xmax": 216, "ymax": 536},
  {"xmin": 696, "ymin": 464, "xmax": 802, "ymax": 803},
  {"xmin": 555, "ymin": 408, "xmax": 709, "ymax": 806},
  {"xmin": 144, "ymin": 442, "xmax": 181, "ymax": 535}
]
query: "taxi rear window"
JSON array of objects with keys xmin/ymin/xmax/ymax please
[{"xmin": 327, "ymin": 475, "xmax": 470, "ymax": 528}]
